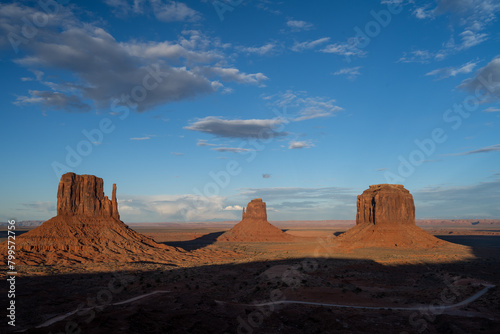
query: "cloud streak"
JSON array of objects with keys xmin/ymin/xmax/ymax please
[
  {"xmin": 445, "ymin": 144, "xmax": 500, "ymax": 156},
  {"xmin": 185, "ymin": 116, "xmax": 287, "ymax": 139}
]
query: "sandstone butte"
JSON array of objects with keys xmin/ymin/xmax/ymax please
[
  {"xmin": 217, "ymin": 198, "xmax": 295, "ymax": 242},
  {"xmin": 0, "ymin": 173, "xmax": 184, "ymax": 265},
  {"xmin": 335, "ymin": 184, "xmax": 460, "ymax": 249}
]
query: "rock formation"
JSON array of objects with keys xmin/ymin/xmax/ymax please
[
  {"xmin": 218, "ymin": 198, "xmax": 294, "ymax": 242},
  {"xmin": 335, "ymin": 184, "xmax": 452, "ymax": 249},
  {"xmin": 56, "ymin": 173, "xmax": 120, "ymax": 219},
  {"xmin": 1, "ymin": 172, "xmax": 184, "ymax": 265}
]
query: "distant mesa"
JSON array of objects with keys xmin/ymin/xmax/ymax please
[
  {"xmin": 335, "ymin": 184, "xmax": 454, "ymax": 249},
  {"xmin": 1, "ymin": 172, "xmax": 183, "ymax": 265},
  {"xmin": 217, "ymin": 198, "xmax": 294, "ymax": 242}
]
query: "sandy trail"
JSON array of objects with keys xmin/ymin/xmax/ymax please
[
  {"xmin": 18, "ymin": 290, "xmax": 172, "ymax": 332},
  {"xmin": 218, "ymin": 284, "xmax": 496, "ymax": 313}
]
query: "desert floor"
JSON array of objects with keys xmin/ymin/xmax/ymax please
[{"xmin": 1, "ymin": 223, "xmax": 500, "ymax": 333}]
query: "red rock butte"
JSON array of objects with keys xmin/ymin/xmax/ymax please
[
  {"xmin": 1, "ymin": 172, "xmax": 183, "ymax": 265},
  {"xmin": 335, "ymin": 184, "xmax": 455, "ymax": 249},
  {"xmin": 218, "ymin": 198, "xmax": 294, "ymax": 242}
]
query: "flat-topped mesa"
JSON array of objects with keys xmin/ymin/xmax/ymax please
[
  {"xmin": 356, "ymin": 184, "xmax": 415, "ymax": 227},
  {"xmin": 242, "ymin": 198, "xmax": 267, "ymax": 220},
  {"xmin": 334, "ymin": 183, "xmax": 460, "ymax": 250},
  {"xmin": 57, "ymin": 172, "xmax": 120, "ymax": 219}
]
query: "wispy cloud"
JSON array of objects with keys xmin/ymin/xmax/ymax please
[
  {"xmin": 333, "ymin": 66, "xmax": 362, "ymax": 80},
  {"xmin": 201, "ymin": 67, "xmax": 269, "ymax": 86},
  {"xmin": 426, "ymin": 61, "xmax": 477, "ymax": 79},
  {"xmin": 130, "ymin": 136, "xmax": 151, "ymax": 141},
  {"xmin": 320, "ymin": 41, "xmax": 367, "ymax": 58},
  {"xmin": 484, "ymin": 107, "xmax": 500, "ymax": 112},
  {"xmin": 262, "ymin": 173, "xmax": 271, "ymax": 178},
  {"xmin": 105, "ymin": 0, "xmax": 201, "ymax": 22},
  {"xmin": 171, "ymin": 152, "xmax": 184, "ymax": 156},
  {"xmin": 14, "ymin": 90, "xmax": 91, "ymax": 113},
  {"xmin": 21, "ymin": 201, "xmax": 56, "ymax": 214},
  {"xmin": 445, "ymin": 144, "xmax": 500, "ymax": 156},
  {"xmin": 398, "ymin": 50, "xmax": 434, "ymax": 63},
  {"xmin": 286, "ymin": 19, "xmax": 313, "ymax": 31},
  {"xmin": 266, "ymin": 90, "xmax": 342, "ymax": 121},
  {"xmin": 151, "ymin": 0, "xmax": 201, "ymax": 22},
  {"xmin": 197, "ymin": 139, "xmax": 217, "ymax": 147},
  {"xmin": 414, "ymin": 179, "xmax": 500, "ymax": 218},
  {"xmin": 291, "ymin": 37, "xmax": 330, "ymax": 52},
  {"xmin": 288, "ymin": 140, "xmax": 314, "ymax": 149},
  {"xmin": 402, "ymin": 0, "xmax": 500, "ymax": 61},
  {"xmin": 211, "ymin": 147, "xmax": 253, "ymax": 153},
  {"xmin": 238, "ymin": 43, "xmax": 277, "ymax": 55}
]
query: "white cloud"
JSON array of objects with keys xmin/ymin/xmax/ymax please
[
  {"xmin": 238, "ymin": 43, "xmax": 277, "ymax": 55},
  {"xmin": 425, "ymin": 61, "xmax": 477, "ymax": 79},
  {"xmin": 202, "ymin": 67, "xmax": 269, "ymax": 86},
  {"xmin": 288, "ymin": 140, "xmax": 314, "ymax": 149},
  {"xmin": 266, "ymin": 90, "xmax": 343, "ymax": 121},
  {"xmin": 413, "ymin": 6, "xmax": 434, "ymax": 19},
  {"xmin": 320, "ymin": 41, "xmax": 367, "ymax": 58},
  {"xmin": 398, "ymin": 50, "xmax": 434, "ymax": 63},
  {"xmin": 130, "ymin": 136, "xmax": 151, "ymax": 140},
  {"xmin": 211, "ymin": 147, "xmax": 253, "ymax": 153},
  {"xmin": 118, "ymin": 194, "xmax": 238, "ymax": 222},
  {"xmin": 483, "ymin": 107, "xmax": 500, "ymax": 112},
  {"xmin": 224, "ymin": 205, "xmax": 243, "ymax": 211},
  {"xmin": 171, "ymin": 152, "xmax": 184, "ymax": 156},
  {"xmin": 291, "ymin": 37, "xmax": 330, "ymax": 52},
  {"xmin": 403, "ymin": 0, "xmax": 500, "ymax": 60},
  {"xmin": 286, "ymin": 20, "xmax": 313, "ymax": 31},
  {"xmin": 151, "ymin": 0, "xmax": 201, "ymax": 22},
  {"xmin": 333, "ymin": 66, "xmax": 362, "ymax": 80}
]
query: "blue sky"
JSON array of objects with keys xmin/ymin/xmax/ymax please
[{"xmin": 1, "ymin": 0, "xmax": 499, "ymax": 223}]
